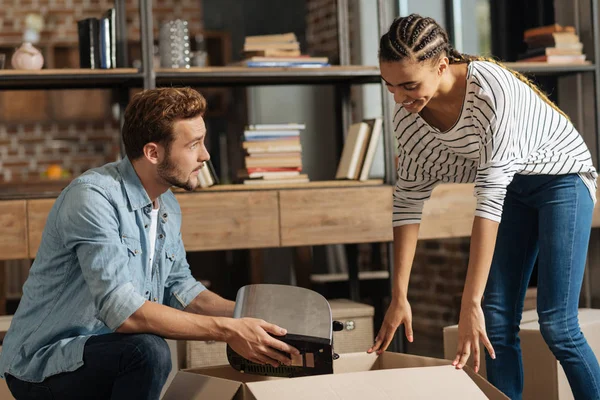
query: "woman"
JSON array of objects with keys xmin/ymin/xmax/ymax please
[{"xmin": 367, "ymin": 14, "xmax": 600, "ymax": 399}]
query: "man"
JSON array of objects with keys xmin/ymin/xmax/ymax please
[{"xmin": 0, "ymin": 88, "xmax": 298, "ymax": 399}]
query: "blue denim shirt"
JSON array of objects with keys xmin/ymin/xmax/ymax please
[{"xmin": 0, "ymin": 157, "xmax": 205, "ymax": 382}]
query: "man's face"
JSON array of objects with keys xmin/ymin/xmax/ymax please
[{"xmin": 156, "ymin": 115, "xmax": 210, "ymax": 191}]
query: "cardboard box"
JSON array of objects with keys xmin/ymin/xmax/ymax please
[
  {"xmin": 329, "ymin": 299, "xmax": 374, "ymax": 353},
  {"xmin": 520, "ymin": 308, "xmax": 600, "ymax": 400},
  {"xmin": 443, "ymin": 308, "xmax": 539, "ymax": 378},
  {"xmin": 444, "ymin": 308, "xmax": 600, "ymax": 400},
  {"xmin": 163, "ymin": 351, "xmax": 508, "ymax": 399}
]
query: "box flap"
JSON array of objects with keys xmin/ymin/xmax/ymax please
[
  {"xmin": 332, "ymin": 351, "xmax": 452, "ymax": 374},
  {"xmin": 378, "ymin": 351, "xmax": 451, "ymax": 369},
  {"xmin": 162, "ymin": 370, "xmax": 242, "ymax": 400},
  {"xmin": 463, "ymin": 366, "xmax": 510, "ymax": 400},
  {"xmin": 332, "ymin": 352, "xmax": 380, "ymax": 373},
  {"xmin": 246, "ymin": 366, "xmax": 489, "ymax": 399}
]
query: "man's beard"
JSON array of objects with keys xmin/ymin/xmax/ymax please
[{"xmin": 156, "ymin": 153, "xmax": 198, "ymax": 191}]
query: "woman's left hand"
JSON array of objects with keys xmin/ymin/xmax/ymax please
[{"xmin": 453, "ymin": 302, "xmax": 495, "ymax": 373}]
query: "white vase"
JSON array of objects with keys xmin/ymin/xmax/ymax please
[{"xmin": 11, "ymin": 42, "xmax": 44, "ymax": 70}]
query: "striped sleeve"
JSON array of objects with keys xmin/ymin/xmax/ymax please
[
  {"xmin": 392, "ymin": 147, "xmax": 439, "ymax": 227},
  {"xmin": 472, "ymin": 65, "xmax": 520, "ymax": 222}
]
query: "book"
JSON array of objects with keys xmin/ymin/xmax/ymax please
[
  {"xmin": 243, "ymin": 61, "xmax": 330, "ymax": 68},
  {"xmin": 104, "ymin": 9, "xmax": 117, "ymax": 68},
  {"xmin": 335, "ymin": 122, "xmax": 371, "ymax": 180},
  {"xmin": 77, "ymin": 18, "xmax": 101, "ymax": 69},
  {"xmin": 247, "ymin": 123, "xmax": 306, "ymax": 130},
  {"xmin": 99, "ymin": 16, "xmax": 111, "ymax": 68},
  {"xmin": 525, "ymin": 32, "xmax": 580, "ymax": 48},
  {"xmin": 518, "ymin": 45, "xmax": 583, "ymax": 60},
  {"xmin": 243, "ymin": 49, "xmax": 302, "ymax": 57},
  {"xmin": 518, "ymin": 54, "xmax": 587, "ymax": 63},
  {"xmin": 243, "ymin": 42, "xmax": 301, "ymax": 52},
  {"xmin": 524, "ymin": 24, "xmax": 575, "ymax": 40},
  {"xmin": 244, "ymin": 32, "xmax": 298, "ymax": 43},
  {"xmin": 358, "ymin": 118, "xmax": 383, "ymax": 181}
]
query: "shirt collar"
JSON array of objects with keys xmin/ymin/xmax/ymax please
[{"xmin": 117, "ymin": 157, "xmax": 153, "ymax": 211}]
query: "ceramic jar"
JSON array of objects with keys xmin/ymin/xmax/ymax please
[{"xmin": 11, "ymin": 42, "xmax": 44, "ymax": 70}]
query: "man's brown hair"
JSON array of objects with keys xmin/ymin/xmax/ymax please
[{"xmin": 122, "ymin": 87, "xmax": 207, "ymax": 160}]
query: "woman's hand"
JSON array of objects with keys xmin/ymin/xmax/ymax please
[
  {"xmin": 368, "ymin": 298, "xmax": 413, "ymax": 354},
  {"xmin": 453, "ymin": 302, "xmax": 495, "ymax": 373}
]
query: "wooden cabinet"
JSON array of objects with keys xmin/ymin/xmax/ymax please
[
  {"xmin": 176, "ymin": 191, "xmax": 280, "ymax": 251},
  {"xmin": 27, "ymin": 199, "xmax": 55, "ymax": 258},
  {"xmin": 0, "ymin": 201, "xmax": 28, "ymax": 260},
  {"xmin": 279, "ymin": 186, "xmax": 393, "ymax": 246}
]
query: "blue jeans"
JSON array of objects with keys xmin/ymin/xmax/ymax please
[
  {"xmin": 6, "ymin": 333, "xmax": 171, "ymax": 400},
  {"xmin": 483, "ymin": 174, "xmax": 600, "ymax": 400}
]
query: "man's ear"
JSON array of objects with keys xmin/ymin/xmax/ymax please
[
  {"xmin": 438, "ymin": 56, "xmax": 449, "ymax": 75},
  {"xmin": 142, "ymin": 142, "xmax": 161, "ymax": 165}
]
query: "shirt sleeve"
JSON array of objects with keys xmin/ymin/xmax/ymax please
[
  {"xmin": 163, "ymin": 234, "xmax": 206, "ymax": 310},
  {"xmin": 57, "ymin": 183, "xmax": 146, "ymax": 331},
  {"xmin": 473, "ymin": 68, "xmax": 521, "ymax": 223},
  {"xmin": 392, "ymin": 147, "xmax": 440, "ymax": 227}
]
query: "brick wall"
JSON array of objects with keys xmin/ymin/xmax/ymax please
[
  {"xmin": 305, "ymin": 0, "xmax": 357, "ymax": 64},
  {"xmin": 0, "ymin": 0, "xmax": 203, "ymax": 184},
  {"xmin": 0, "ymin": 0, "xmax": 203, "ymax": 45}
]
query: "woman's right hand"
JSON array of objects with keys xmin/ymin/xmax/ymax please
[{"xmin": 368, "ymin": 298, "xmax": 413, "ymax": 354}]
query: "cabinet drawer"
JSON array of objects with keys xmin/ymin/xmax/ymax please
[
  {"xmin": 176, "ymin": 191, "xmax": 280, "ymax": 251},
  {"xmin": 0, "ymin": 201, "xmax": 28, "ymax": 259},
  {"xmin": 279, "ymin": 186, "xmax": 393, "ymax": 246},
  {"xmin": 27, "ymin": 199, "xmax": 55, "ymax": 258}
]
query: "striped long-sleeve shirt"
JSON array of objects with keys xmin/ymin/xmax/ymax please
[{"xmin": 392, "ymin": 60, "xmax": 597, "ymax": 227}]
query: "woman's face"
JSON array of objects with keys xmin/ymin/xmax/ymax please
[{"xmin": 380, "ymin": 57, "xmax": 447, "ymax": 113}]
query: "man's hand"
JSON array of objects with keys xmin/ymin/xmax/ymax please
[{"xmin": 225, "ymin": 318, "xmax": 300, "ymax": 368}]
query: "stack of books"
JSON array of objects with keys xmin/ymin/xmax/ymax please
[
  {"xmin": 241, "ymin": 123, "xmax": 309, "ymax": 185},
  {"xmin": 335, "ymin": 118, "xmax": 383, "ymax": 181},
  {"xmin": 77, "ymin": 8, "xmax": 125, "ymax": 69},
  {"xmin": 518, "ymin": 24, "xmax": 586, "ymax": 64},
  {"xmin": 239, "ymin": 33, "xmax": 330, "ymax": 68}
]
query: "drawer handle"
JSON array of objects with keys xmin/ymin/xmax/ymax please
[{"xmin": 345, "ymin": 320, "xmax": 355, "ymax": 331}]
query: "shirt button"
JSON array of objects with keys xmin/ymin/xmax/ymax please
[
  {"xmin": 159, "ymin": 234, "xmax": 164, "ymax": 239},
  {"xmin": 154, "ymin": 297, "xmax": 158, "ymax": 302},
  {"xmin": 163, "ymin": 213, "xmax": 168, "ymax": 218},
  {"xmin": 144, "ymin": 224, "xmax": 148, "ymax": 229}
]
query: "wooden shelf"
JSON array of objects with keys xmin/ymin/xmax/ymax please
[
  {"xmin": 505, "ymin": 62, "xmax": 595, "ymax": 75},
  {"xmin": 174, "ymin": 179, "xmax": 386, "ymax": 193},
  {"xmin": 0, "ymin": 68, "xmax": 143, "ymax": 90},
  {"xmin": 155, "ymin": 66, "xmax": 381, "ymax": 86},
  {"xmin": 311, "ymin": 270, "xmax": 389, "ymax": 283}
]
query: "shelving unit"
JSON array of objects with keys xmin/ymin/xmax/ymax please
[
  {"xmin": 4, "ymin": 0, "xmax": 600, "ymax": 352},
  {"xmin": 0, "ymin": 68, "xmax": 142, "ymax": 90}
]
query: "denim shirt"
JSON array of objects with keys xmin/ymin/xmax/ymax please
[{"xmin": 0, "ymin": 157, "xmax": 205, "ymax": 382}]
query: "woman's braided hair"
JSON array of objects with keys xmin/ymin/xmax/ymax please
[{"xmin": 379, "ymin": 14, "xmax": 569, "ymax": 120}]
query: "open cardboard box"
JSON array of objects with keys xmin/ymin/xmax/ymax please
[{"xmin": 163, "ymin": 351, "xmax": 508, "ymax": 399}]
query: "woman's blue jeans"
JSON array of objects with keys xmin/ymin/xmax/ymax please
[{"xmin": 483, "ymin": 173, "xmax": 600, "ymax": 399}]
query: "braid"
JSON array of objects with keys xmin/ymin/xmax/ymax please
[{"xmin": 379, "ymin": 13, "xmax": 570, "ymax": 121}]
